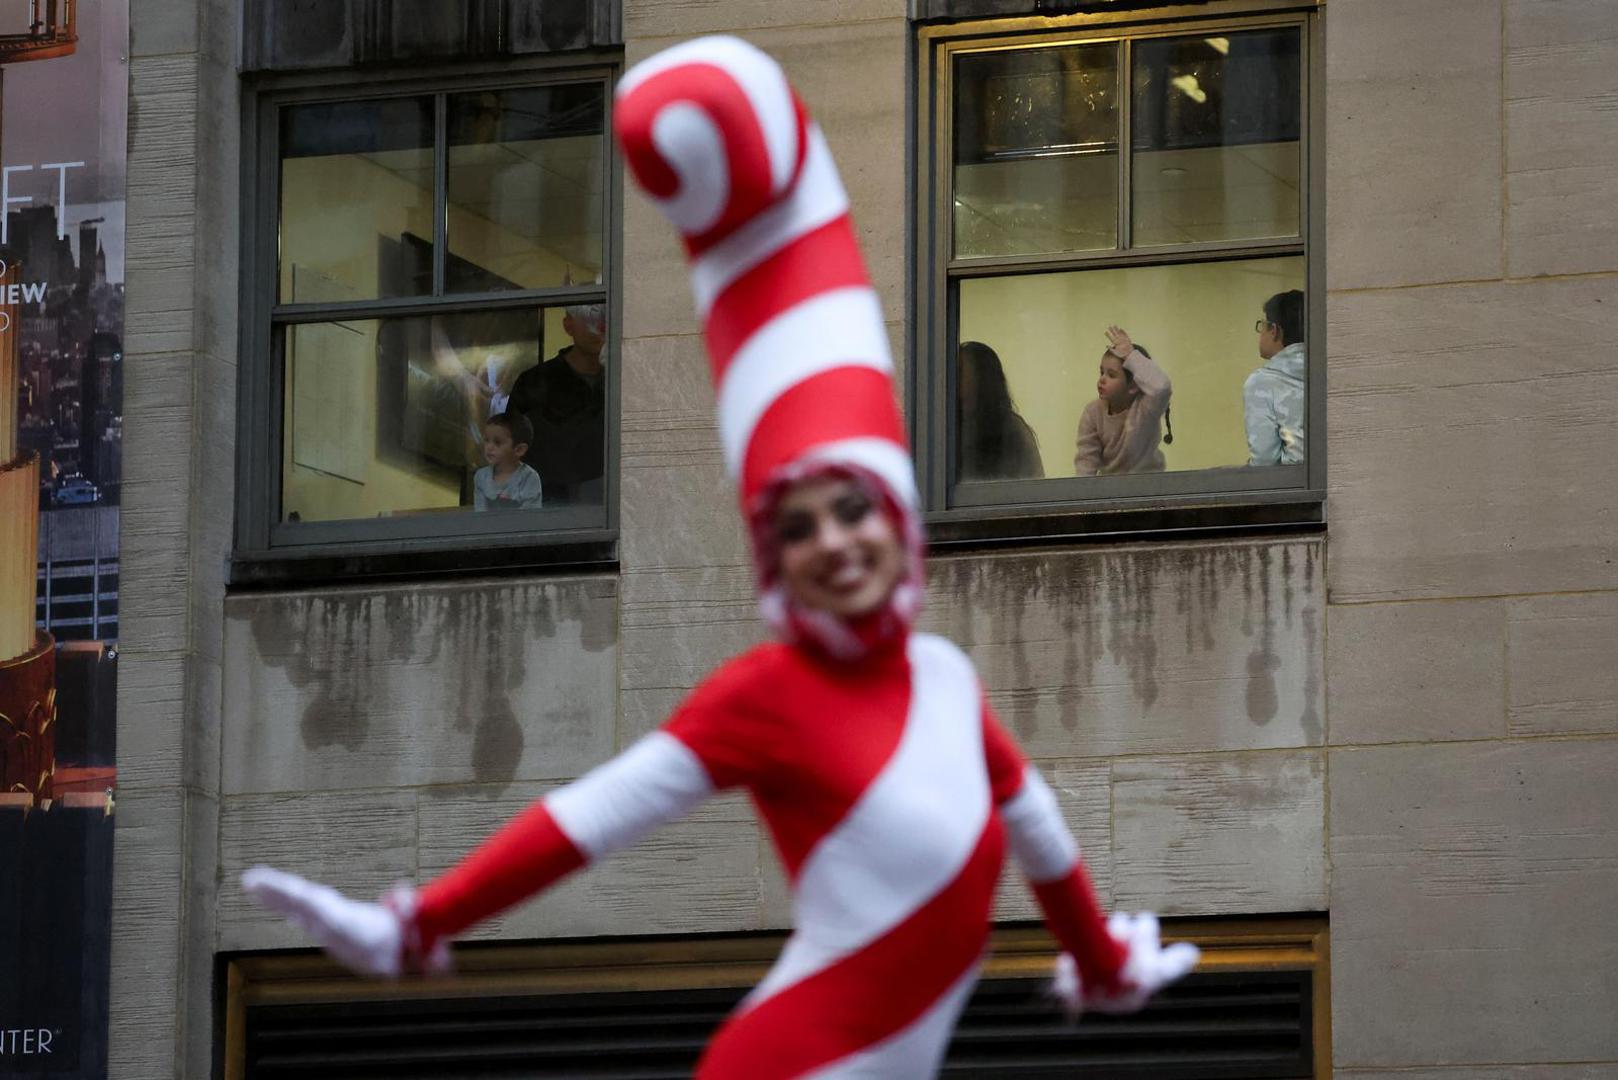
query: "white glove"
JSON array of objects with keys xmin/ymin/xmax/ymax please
[
  {"xmin": 1051, "ymin": 911, "xmax": 1200, "ymax": 1019},
  {"xmin": 241, "ymin": 866, "xmax": 449, "ymax": 978}
]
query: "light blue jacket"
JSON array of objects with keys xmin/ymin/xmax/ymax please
[
  {"xmin": 1243, "ymin": 344, "xmax": 1306, "ymax": 466},
  {"xmin": 474, "ymin": 462, "xmax": 544, "ymax": 510}
]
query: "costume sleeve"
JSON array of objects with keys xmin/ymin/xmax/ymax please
[
  {"xmin": 1073, "ymin": 403, "xmax": 1103, "ymax": 476},
  {"xmin": 1117, "ymin": 348, "xmax": 1173, "ymax": 468},
  {"xmin": 985, "ymin": 703, "xmax": 1127, "ymax": 992},
  {"xmin": 1244, "ymin": 372, "xmax": 1282, "ymax": 466},
  {"xmin": 414, "ymin": 731, "xmax": 715, "ymax": 951}
]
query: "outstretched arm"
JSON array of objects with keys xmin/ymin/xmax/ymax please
[
  {"xmin": 417, "ymin": 731, "xmax": 713, "ymax": 947},
  {"xmin": 983, "ymin": 704, "xmax": 1199, "ymax": 1015},
  {"xmin": 244, "ymin": 731, "xmax": 718, "ymax": 976}
]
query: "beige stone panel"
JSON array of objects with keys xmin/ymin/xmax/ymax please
[
  {"xmin": 618, "ymin": 333, "xmax": 746, "ymax": 572},
  {"xmin": 922, "ymin": 540, "xmax": 1325, "ymax": 758},
  {"xmin": 221, "ymin": 578, "xmax": 619, "ymax": 795},
  {"xmin": 418, "ymin": 784, "xmax": 765, "ymax": 939},
  {"xmin": 1509, "ymin": 592, "xmax": 1618, "ymax": 736},
  {"xmin": 993, "ymin": 761, "xmax": 1112, "ymax": 923},
  {"xmin": 1328, "ymin": 598, "xmax": 1507, "ymax": 745},
  {"xmin": 1328, "ymin": 277, "xmax": 1618, "ymax": 603},
  {"xmin": 1335, "ymin": 1069, "xmax": 1618, "ymax": 1080},
  {"xmin": 216, "ymin": 788, "xmax": 419, "ymax": 951},
  {"xmin": 131, "ymin": 0, "xmax": 199, "ymax": 56},
  {"xmin": 179, "ymin": 787, "xmax": 222, "ymax": 1080},
  {"xmin": 1326, "ymin": 0, "xmax": 1502, "ymax": 290},
  {"xmin": 110, "ymin": 787, "xmax": 186, "ymax": 1076},
  {"xmin": 1111, "ymin": 751, "xmax": 1325, "ymax": 914},
  {"xmin": 119, "ymin": 352, "xmax": 193, "ymax": 657},
  {"xmin": 620, "ymin": 20, "xmax": 908, "ymax": 340},
  {"xmin": 127, "ymin": 55, "xmax": 200, "ymax": 356},
  {"xmin": 115, "ymin": 653, "xmax": 187, "ymax": 789},
  {"xmin": 1330, "ymin": 740, "xmax": 1618, "ymax": 1066},
  {"xmin": 1506, "ymin": 0, "xmax": 1618, "ymax": 278},
  {"xmin": 626, "ymin": 0, "xmax": 903, "ymax": 39},
  {"xmin": 619, "ymin": 564, "xmax": 767, "ymax": 739}
]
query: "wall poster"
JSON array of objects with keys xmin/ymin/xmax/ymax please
[{"xmin": 0, "ymin": 1, "xmax": 128, "ymax": 1076}]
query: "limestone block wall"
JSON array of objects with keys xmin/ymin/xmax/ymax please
[
  {"xmin": 112, "ymin": 0, "xmax": 1618, "ymax": 1077},
  {"xmin": 1325, "ymin": 0, "xmax": 1618, "ymax": 1074}
]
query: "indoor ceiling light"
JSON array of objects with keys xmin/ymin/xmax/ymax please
[{"xmin": 1205, "ymin": 37, "xmax": 1230, "ymax": 55}]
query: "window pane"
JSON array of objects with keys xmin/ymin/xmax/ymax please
[
  {"xmin": 953, "ymin": 44, "xmax": 1119, "ymax": 259},
  {"xmin": 279, "ymin": 97, "xmax": 435, "ymax": 304},
  {"xmin": 955, "ymin": 257, "xmax": 1306, "ymax": 484},
  {"xmin": 1132, "ymin": 29, "xmax": 1301, "ymax": 246},
  {"xmin": 446, "ymin": 84, "xmax": 606, "ymax": 292},
  {"xmin": 280, "ymin": 302, "xmax": 608, "ymax": 524}
]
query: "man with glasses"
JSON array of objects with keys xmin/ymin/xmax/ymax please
[{"xmin": 1244, "ymin": 290, "xmax": 1307, "ymax": 467}]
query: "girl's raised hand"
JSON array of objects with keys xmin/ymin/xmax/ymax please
[{"xmin": 1105, "ymin": 326, "xmax": 1134, "ymax": 358}]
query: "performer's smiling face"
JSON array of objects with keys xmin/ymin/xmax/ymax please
[{"xmin": 772, "ymin": 477, "xmax": 905, "ymax": 619}]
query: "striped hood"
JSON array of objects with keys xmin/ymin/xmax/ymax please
[{"xmin": 615, "ymin": 36, "xmax": 922, "ymax": 657}]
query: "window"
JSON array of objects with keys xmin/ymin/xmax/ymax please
[
  {"xmin": 917, "ymin": 3, "xmax": 1323, "ymax": 536},
  {"xmin": 236, "ymin": 65, "xmax": 619, "ymax": 578}
]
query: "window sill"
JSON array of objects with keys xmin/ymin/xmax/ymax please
[
  {"xmin": 228, "ymin": 534, "xmax": 617, "ymax": 590},
  {"xmin": 925, "ymin": 492, "xmax": 1323, "ymax": 550}
]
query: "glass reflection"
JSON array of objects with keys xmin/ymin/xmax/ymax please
[
  {"xmin": 280, "ymin": 303, "xmax": 608, "ymax": 524},
  {"xmin": 953, "ymin": 44, "xmax": 1119, "ymax": 258},
  {"xmin": 279, "ymin": 97, "xmax": 434, "ymax": 303},
  {"xmin": 447, "ymin": 84, "xmax": 606, "ymax": 292},
  {"xmin": 1132, "ymin": 29, "xmax": 1302, "ymax": 245}
]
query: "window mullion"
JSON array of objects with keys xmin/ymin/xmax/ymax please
[
  {"xmin": 433, "ymin": 92, "xmax": 448, "ymax": 297},
  {"xmin": 1118, "ymin": 37, "xmax": 1134, "ymax": 252}
]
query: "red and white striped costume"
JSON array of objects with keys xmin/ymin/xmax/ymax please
[
  {"xmin": 412, "ymin": 637, "xmax": 1129, "ymax": 1078},
  {"xmin": 406, "ymin": 37, "xmax": 1183, "ymax": 1076},
  {"xmin": 244, "ymin": 35, "xmax": 1194, "ymax": 1079}
]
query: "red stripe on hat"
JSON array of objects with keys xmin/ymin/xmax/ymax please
[
  {"xmin": 615, "ymin": 63, "xmax": 780, "ymax": 250},
  {"xmin": 703, "ymin": 215, "xmax": 869, "ymax": 378},
  {"xmin": 740, "ymin": 366, "xmax": 906, "ymax": 504},
  {"xmin": 694, "ymin": 816, "xmax": 1003, "ymax": 1078}
]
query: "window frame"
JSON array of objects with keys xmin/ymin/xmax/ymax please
[
  {"xmin": 233, "ymin": 54, "xmax": 624, "ymax": 584},
  {"xmin": 913, "ymin": 1, "xmax": 1326, "ymax": 543}
]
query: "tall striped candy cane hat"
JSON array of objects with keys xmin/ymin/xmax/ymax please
[{"xmin": 615, "ymin": 37, "xmax": 922, "ymax": 658}]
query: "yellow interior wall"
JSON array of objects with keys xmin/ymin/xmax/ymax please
[
  {"xmin": 277, "ymin": 153, "xmax": 587, "ymax": 524},
  {"xmin": 958, "ymin": 254, "xmax": 1305, "ymax": 476}
]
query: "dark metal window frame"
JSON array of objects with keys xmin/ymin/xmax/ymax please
[
  {"xmin": 913, "ymin": 0, "xmax": 1326, "ymax": 546},
  {"xmin": 233, "ymin": 53, "xmax": 624, "ymax": 586}
]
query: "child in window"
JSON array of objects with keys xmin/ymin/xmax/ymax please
[
  {"xmin": 1073, "ymin": 326, "xmax": 1173, "ymax": 477},
  {"xmin": 473, "ymin": 412, "xmax": 543, "ymax": 510}
]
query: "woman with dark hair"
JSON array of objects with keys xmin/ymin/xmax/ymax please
[{"xmin": 957, "ymin": 341, "xmax": 1045, "ymax": 482}]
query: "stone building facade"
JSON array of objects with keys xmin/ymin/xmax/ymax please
[{"xmin": 113, "ymin": 0, "xmax": 1617, "ymax": 1076}]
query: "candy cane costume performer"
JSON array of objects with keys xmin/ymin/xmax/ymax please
[{"xmin": 244, "ymin": 37, "xmax": 1197, "ymax": 1078}]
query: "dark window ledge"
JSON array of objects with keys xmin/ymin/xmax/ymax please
[
  {"xmin": 925, "ymin": 496, "xmax": 1324, "ymax": 552},
  {"xmin": 228, "ymin": 537, "xmax": 617, "ymax": 591},
  {"xmin": 912, "ymin": 0, "xmax": 1232, "ymax": 22}
]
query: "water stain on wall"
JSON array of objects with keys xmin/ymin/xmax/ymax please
[
  {"xmin": 244, "ymin": 577, "xmax": 617, "ymax": 791},
  {"xmin": 927, "ymin": 539, "xmax": 1324, "ymax": 746}
]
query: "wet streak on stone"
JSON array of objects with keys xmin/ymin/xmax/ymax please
[{"xmin": 245, "ymin": 579, "xmax": 618, "ymax": 792}]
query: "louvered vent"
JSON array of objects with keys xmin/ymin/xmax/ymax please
[{"xmin": 242, "ymin": 970, "xmax": 1312, "ymax": 1079}]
